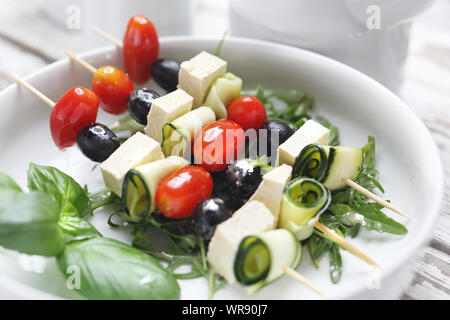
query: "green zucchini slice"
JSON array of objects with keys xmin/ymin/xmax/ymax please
[
  {"xmin": 279, "ymin": 177, "xmax": 331, "ymax": 240},
  {"xmin": 234, "ymin": 229, "xmax": 302, "ymax": 293},
  {"xmin": 161, "ymin": 123, "xmax": 189, "ymax": 157},
  {"xmin": 122, "ymin": 169, "xmax": 151, "ymax": 223},
  {"xmin": 234, "ymin": 236, "xmax": 271, "ymax": 286},
  {"xmin": 121, "ymin": 157, "xmax": 190, "ymax": 223},
  {"xmin": 293, "ymin": 143, "xmax": 363, "ymax": 190},
  {"xmin": 161, "ymin": 107, "xmax": 216, "ymax": 157}
]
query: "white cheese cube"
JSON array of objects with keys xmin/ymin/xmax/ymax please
[
  {"xmin": 178, "ymin": 51, "xmax": 227, "ymax": 107},
  {"xmin": 249, "ymin": 164, "xmax": 292, "ymax": 224},
  {"xmin": 275, "ymin": 120, "xmax": 329, "ymax": 167},
  {"xmin": 207, "ymin": 201, "xmax": 276, "ymax": 284},
  {"xmin": 144, "ymin": 89, "xmax": 193, "ymax": 143},
  {"xmin": 100, "ymin": 132, "xmax": 164, "ymax": 195}
]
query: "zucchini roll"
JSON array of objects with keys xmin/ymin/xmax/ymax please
[
  {"xmin": 122, "ymin": 156, "xmax": 189, "ymax": 222},
  {"xmin": 204, "ymin": 73, "xmax": 242, "ymax": 119},
  {"xmin": 161, "ymin": 107, "xmax": 216, "ymax": 157},
  {"xmin": 234, "ymin": 229, "xmax": 302, "ymax": 293},
  {"xmin": 279, "ymin": 177, "xmax": 331, "ymax": 240},
  {"xmin": 292, "ymin": 143, "xmax": 363, "ymax": 190}
]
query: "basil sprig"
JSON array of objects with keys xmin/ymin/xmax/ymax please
[{"xmin": 0, "ymin": 164, "xmax": 180, "ymax": 300}]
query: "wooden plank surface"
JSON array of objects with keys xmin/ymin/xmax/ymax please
[{"xmin": 0, "ymin": 0, "xmax": 448, "ymax": 299}]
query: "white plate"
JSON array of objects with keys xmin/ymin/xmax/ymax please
[{"xmin": 0, "ymin": 36, "xmax": 444, "ymax": 300}]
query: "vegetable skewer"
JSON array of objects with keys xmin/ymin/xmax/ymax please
[
  {"xmin": 292, "ymin": 142, "xmax": 409, "ymax": 219},
  {"xmin": 278, "ymin": 176, "xmax": 379, "ymax": 267},
  {"xmin": 92, "ymin": 15, "xmax": 159, "ymax": 84},
  {"xmin": 10, "ymin": 74, "xmax": 119, "ymax": 162},
  {"xmin": 64, "ymin": 50, "xmax": 134, "ymax": 115}
]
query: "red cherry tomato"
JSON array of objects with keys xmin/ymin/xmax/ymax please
[
  {"xmin": 227, "ymin": 96, "xmax": 267, "ymax": 130},
  {"xmin": 193, "ymin": 120, "xmax": 245, "ymax": 172},
  {"xmin": 123, "ymin": 15, "xmax": 159, "ymax": 84},
  {"xmin": 50, "ymin": 87, "xmax": 99, "ymax": 149},
  {"xmin": 156, "ymin": 165, "xmax": 213, "ymax": 219},
  {"xmin": 92, "ymin": 66, "xmax": 134, "ymax": 115}
]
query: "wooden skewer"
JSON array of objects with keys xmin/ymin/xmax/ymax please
[
  {"xmin": 92, "ymin": 26, "xmax": 123, "ymax": 48},
  {"xmin": 315, "ymin": 221, "xmax": 379, "ymax": 267},
  {"xmin": 283, "ymin": 267, "xmax": 326, "ymax": 297},
  {"xmin": 342, "ymin": 178, "xmax": 410, "ymax": 219},
  {"xmin": 10, "ymin": 73, "xmax": 56, "ymax": 108},
  {"xmin": 64, "ymin": 50, "xmax": 98, "ymax": 75}
]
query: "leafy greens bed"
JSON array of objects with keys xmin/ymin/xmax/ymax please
[{"xmin": 0, "ymin": 86, "xmax": 407, "ymax": 299}]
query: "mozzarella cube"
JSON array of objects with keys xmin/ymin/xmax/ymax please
[
  {"xmin": 249, "ymin": 164, "xmax": 292, "ymax": 224},
  {"xmin": 144, "ymin": 89, "xmax": 193, "ymax": 143},
  {"xmin": 178, "ymin": 51, "xmax": 227, "ymax": 107},
  {"xmin": 275, "ymin": 120, "xmax": 329, "ymax": 167},
  {"xmin": 100, "ymin": 132, "xmax": 164, "ymax": 195},
  {"xmin": 207, "ymin": 201, "xmax": 276, "ymax": 284}
]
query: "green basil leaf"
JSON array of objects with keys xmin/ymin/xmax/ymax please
[
  {"xmin": 58, "ymin": 237, "xmax": 180, "ymax": 300},
  {"xmin": 0, "ymin": 189, "xmax": 65, "ymax": 256},
  {"xmin": 27, "ymin": 163, "xmax": 91, "ymax": 218},
  {"xmin": 58, "ymin": 216, "xmax": 101, "ymax": 241},
  {"xmin": 0, "ymin": 173, "xmax": 22, "ymax": 191},
  {"xmin": 329, "ymin": 244, "xmax": 342, "ymax": 284}
]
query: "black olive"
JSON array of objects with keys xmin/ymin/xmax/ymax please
[
  {"xmin": 192, "ymin": 198, "xmax": 232, "ymax": 241},
  {"xmin": 150, "ymin": 58, "xmax": 181, "ymax": 92},
  {"xmin": 76, "ymin": 123, "xmax": 120, "ymax": 162},
  {"xmin": 258, "ymin": 120, "xmax": 295, "ymax": 158},
  {"xmin": 214, "ymin": 159, "xmax": 263, "ymax": 203},
  {"xmin": 127, "ymin": 88, "xmax": 160, "ymax": 125}
]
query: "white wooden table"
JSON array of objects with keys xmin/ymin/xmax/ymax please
[{"xmin": 0, "ymin": 0, "xmax": 448, "ymax": 299}]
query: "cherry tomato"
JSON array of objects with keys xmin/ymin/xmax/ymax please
[
  {"xmin": 193, "ymin": 120, "xmax": 245, "ymax": 172},
  {"xmin": 92, "ymin": 66, "xmax": 134, "ymax": 115},
  {"xmin": 50, "ymin": 87, "xmax": 99, "ymax": 149},
  {"xmin": 227, "ymin": 96, "xmax": 267, "ymax": 130},
  {"xmin": 156, "ymin": 166, "xmax": 213, "ymax": 219},
  {"xmin": 123, "ymin": 15, "xmax": 159, "ymax": 84}
]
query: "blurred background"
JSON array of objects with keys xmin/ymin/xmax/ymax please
[{"xmin": 0, "ymin": 0, "xmax": 448, "ymax": 299}]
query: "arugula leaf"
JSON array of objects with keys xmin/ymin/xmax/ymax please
[
  {"xmin": 329, "ymin": 243, "xmax": 342, "ymax": 284},
  {"xmin": 88, "ymin": 188, "xmax": 118, "ymax": 211},
  {"xmin": 361, "ymin": 136, "xmax": 376, "ymax": 171},
  {"xmin": 327, "ymin": 204, "xmax": 407, "ymax": 235},
  {"xmin": 109, "ymin": 114, "xmax": 144, "ymax": 139},
  {"xmin": 57, "ymin": 237, "xmax": 180, "ymax": 300},
  {"xmin": 58, "ymin": 216, "xmax": 101, "ymax": 241},
  {"xmin": 27, "ymin": 163, "xmax": 91, "ymax": 218},
  {"xmin": 132, "ymin": 214, "xmax": 200, "ymax": 257},
  {"xmin": 0, "ymin": 173, "xmax": 22, "ymax": 192},
  {"xmin": 317, "ymin": 116, "xmax": 340, "ymax": 146},
  {"xmin": 0, "ymin": 189, "xmax": 65, "ymax": 256},
  {"xmin": 307, "ymin": 233, "xmax": 330, "ymax": 268},
  {"xmin": 243, "ymin": 85, "xmax": 314, "ymax": 130},
  {"xmin": 214, "ymin": 31, "xmax": 228, "ymax": 57}
]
